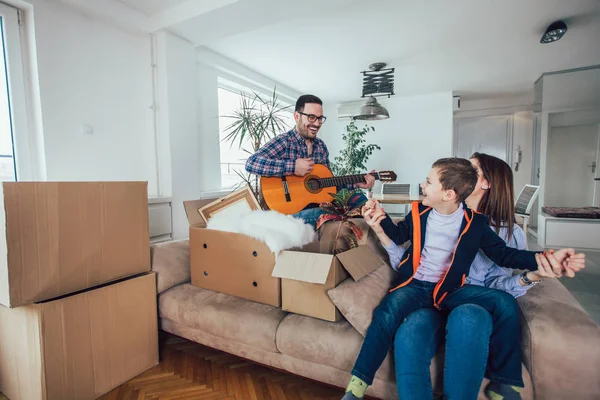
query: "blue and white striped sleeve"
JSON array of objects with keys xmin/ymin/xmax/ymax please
[{"xmin": 484, "ymin": 225, "xmax": 530, "ymax": 298}]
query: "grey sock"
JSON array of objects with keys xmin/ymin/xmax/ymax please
[{"xmin": 341, "ymin": 391, "xmax": 362, "ymax": 400}]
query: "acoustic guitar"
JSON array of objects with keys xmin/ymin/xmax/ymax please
[{"xmin": 260, "ymin": 164, "xmax": 397, "ymax": 214}]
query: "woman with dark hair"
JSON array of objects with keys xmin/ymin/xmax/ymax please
[{"xmin": 392, "ymin": 153, "xmax": 566, "ymax": 400}]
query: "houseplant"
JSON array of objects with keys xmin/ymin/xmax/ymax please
[
  {"xmin": 316, "ymin": 188, "xmax": 368, "ymax": 254},
  {"xmin": 317, "ymin": 120, "xmax": 381, "ymax": 253},
  {"xmin": 330, "ymin": 120, "xmax": 381, "ymax": 177},
  {"xmin": 221, "ymin": 88, "xmax": 292, "ymax": 201}
]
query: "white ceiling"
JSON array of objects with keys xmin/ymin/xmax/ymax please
[
  {"xmin": 113, "ymin": 0, "xmax": 189, "ymax": 16},
  {"xmin": 199, "ymin": 0, "xmax": 600, "ymax": 102},
  {"xmin": 64, "ymin": 0, "xmax": 600, "ymax": 102}
]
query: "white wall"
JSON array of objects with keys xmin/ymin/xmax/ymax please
[
  {"xmin": 454, "ymin": 94, "xmax": 535, "ymax": 200},
  {"xmin": 511, "ymin": 112, "xmax": 534, "ymax": 196},
  {"xmin": 540, "ymin": 68, "xmax": 600, "ymax": 111},
  {"xmin": 457, "ymin": 92, "xmax": 534, "ymax": 118},
  {"xmin": 196, "ymin": 63, "xmax": 221, "ymax": 193},
  {"xmin": 154, "ymin": 31, "xmax": 200, "ymax": 239},
  {"xmin": 320, "ymin": 92, "xmax": 454, "ymax": 197},
  {"xmin": 25, "ymin": 0, "xmax": 157, "ymax": 193},
  {"xmin": 538, "ymin": 67, "xmax": 600, "ymax": 212}
]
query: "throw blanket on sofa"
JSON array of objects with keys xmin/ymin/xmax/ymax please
[{"xmin": 206, "ymin": 209, "xmax": 316, "ymax": 255}]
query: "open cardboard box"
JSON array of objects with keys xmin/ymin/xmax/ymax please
[
  {"xmin": 183, "ymin": 187, "xmax": 282, "ymax": 307},
  {"xmin": 272, "ymin": 221, "xmax": 388, "ymax": 322},
  {"xmin": 184, "ymin": 187, "xmax": 388, "ymax": 318}
]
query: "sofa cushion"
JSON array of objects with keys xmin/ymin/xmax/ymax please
[
  {"xmin": 159, "ymin": 284, "xmax": 288, "ymax": 353},
  {"xmin": 517, "ymin": 278, "xmax": 600, "ymax": 399},
  {"xmin": 151, "ymin": 240, "xmax": 191, "ymax": 294},
  {"xmin": 328, "ymin": 264, "xmax": 397, "ymax": 336},
  {"xmin": 275, "ymin": 313, "xmax": 395, "ymax": 382},
  {"xmin": 541, "ymin": 206, "xmax": 600, "ymax": 219}
]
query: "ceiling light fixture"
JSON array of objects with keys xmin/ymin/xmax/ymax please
[
  {"xmin": 353, "ymin": 62, "xmax": 394, "ymax": 121},
  {"xmin": 353, "ymin": 97, "xmax": 389, "ymax": 120},
  {"xmin": 540, "ymin": 20, "xmax": 568, "ymax": 44}
]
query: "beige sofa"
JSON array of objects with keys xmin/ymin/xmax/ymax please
[{"xmin": 151, "ymin": 240, "xmax": 600, "ymax": 400}]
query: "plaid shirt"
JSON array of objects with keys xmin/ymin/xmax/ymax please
[{"xmin": 245, "ymin": 129, "xmax": 331, "ymax": 176}]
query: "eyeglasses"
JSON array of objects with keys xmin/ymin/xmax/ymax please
[{"xmin": 298, "ymin": 112, "xmax": 327, "ymax": 124}]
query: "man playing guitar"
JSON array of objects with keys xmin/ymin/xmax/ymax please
[{"xmin": 245, "ymin": 94, "xmax": 375, "ymax": 226}]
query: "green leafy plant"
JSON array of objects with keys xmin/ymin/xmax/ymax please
[
  {"xmin": 316, "ymin": 188, "xmax": 366, "ymax": 254},
  {"xmin": 221, "ymin": 88, "xmax": 292, "ymax": 200},
  {"xmin": 331, "ymin": 120, "xmax": 381, "ymax": 176}
]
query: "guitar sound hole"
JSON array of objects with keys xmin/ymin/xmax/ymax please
[{"xmin": 305, "ymin": 177, "xmax": 321, "ymax": 193}]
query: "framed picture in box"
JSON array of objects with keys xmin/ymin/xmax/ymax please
[{"xmin": 198, "ymin": 186, "xmax": 261, "ymax": 223}]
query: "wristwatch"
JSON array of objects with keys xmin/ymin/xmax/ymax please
[{"xmin": 521, "ymin": 271, "xmax": 541, "ymax": 286}]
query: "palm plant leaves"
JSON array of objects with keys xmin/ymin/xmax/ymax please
[
  {"xmin": 232, "ymin": 170, "xmax": 259, "ymax": 197},
  {"xmin": 221, "ymin": 88, "xmax": 292, "ymax": 153},
  {"xmin": 220, "ymin": 87, "xmax": 292, "ymax": 202}
]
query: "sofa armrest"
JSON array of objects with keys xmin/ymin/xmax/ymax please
[
  {"xmin": 517, "ymin": 278, "xmax": 600, "ymax": 399},
  {"xmin": 150, "ymin": 239, "xmax": 190, "ymax": 294}
]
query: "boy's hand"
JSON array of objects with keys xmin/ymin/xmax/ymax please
[
  {"xmin": 363, "ymin": 208, "xmax": 386, "ymax": 234},
  {"xmin": 361, "ymin": 199, "xmax": 381, "ymax": 216},
  {"xmin": 534, "ymin": 249, "xmax": 585, "ymax": 278}
]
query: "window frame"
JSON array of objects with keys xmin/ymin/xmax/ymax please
[{"xmin": 0, "ymin": 2, "xmax": 34, "ymax": 181}]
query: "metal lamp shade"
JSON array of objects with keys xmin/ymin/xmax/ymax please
[{"xmin": 353, "ymin": 97, "xmax": 389, "ymax": 120}]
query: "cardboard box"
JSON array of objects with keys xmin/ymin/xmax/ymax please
[
  {"xmin": 273, "ymin": 222, "xmax": 388, "ymax": 322},
  {"xmin": 317, "ymin": 218, "xmax": 390, "ymax": 262},
  {"xmin": 183, "ymin": 189, "xmax": 281, "ymax": 307},
  {"xmin": 0, "ymin": 272, "xmax": 159, "ymax": 400},
  {"xmin": 0, "ymin": 182, "xmax": 150, "ymax": 308}
]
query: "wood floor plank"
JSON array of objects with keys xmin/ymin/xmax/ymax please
[
  {"xmin": 243, "ymin": 372, "xmax": 259, "ymax": 400},
  {"xmin": 228, "ymin": 366, "xmax": 244, "ymax": 400},
  {"xmin": 90, "ymin": 332, "xmax": 350, "ymax": 400}
]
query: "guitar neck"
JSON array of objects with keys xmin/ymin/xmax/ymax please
[{"xmin": 319, "ymin": 172, "xmax": 380, "ymax": 188}]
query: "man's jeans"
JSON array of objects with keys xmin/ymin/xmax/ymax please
[
  {"xmin": 352, "ymin": 280, "xmax": 523, "ymax": 388},
  {"xmin": 394, "ymin": 305, "xmax": 494, "ymax": 400},
  {"xmin": 292, "ymin": 191, "xmax": 368, "ymax": 227}
]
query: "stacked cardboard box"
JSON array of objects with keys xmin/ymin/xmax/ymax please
[
  {"xmin": 183, "ymin": 188, "xmax": 388, "ymax": 322},
  {"xmin": 0, "ymin": 182, "xmax": 158, "ymax": 400}
]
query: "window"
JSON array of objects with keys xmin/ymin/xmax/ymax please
[
  {"xmin": 218, "ymin": 87, "xmax": 250, "ymax": 189},
  {"xmin": 218, "ymin": 85, "xmax": 294, "ymax": 189},
  {"xmin": 0, "ymin": 3, "xmax": 29, "ymax": 182}
]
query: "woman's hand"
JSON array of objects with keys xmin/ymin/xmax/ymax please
[{"xmin": 533, "ymin": 249, "xmax": 586, "ymax": 279}]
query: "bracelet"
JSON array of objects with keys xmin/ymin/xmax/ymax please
[{"xmin": 521, "ymin": 271, "xmax": 541, "ymax": 286}]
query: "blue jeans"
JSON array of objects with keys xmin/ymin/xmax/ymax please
[
  {"xmin": 394, "ymin": 305, "xmax": 493, "ymax": 400},
  {"xmin": 293, "ymin": 207, "xmax": 324, "ymax": 227},
  {"xmin": 292, "ymin": 191, "xmax": 368, "ymax": 227},
  {"xmin": 351, "ymin": 280, "xmax": 523, "ymax": 388}
]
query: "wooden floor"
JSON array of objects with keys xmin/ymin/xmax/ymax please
[{"xmin": 97, "ymin": 332, "xmax": 346, "ymax": 400}]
